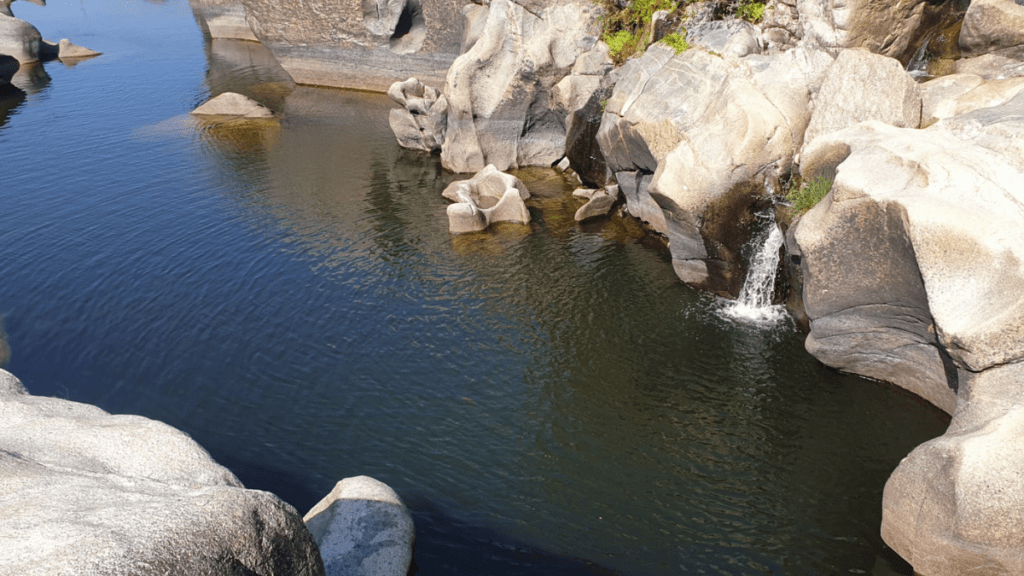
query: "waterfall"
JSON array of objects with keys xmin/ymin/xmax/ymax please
[{"xmin": 720, "ymin": 218, "xmax": 787, "ymax": 324}]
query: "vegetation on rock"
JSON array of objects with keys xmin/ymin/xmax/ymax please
[
  {"xmin": 659, "ymin": 32, "xmax": 690, "ymax": 53},
  {"xmin": 786, "ymin": 176, "xmax": 833, "ymax": 213},
  {"xmin": 598, "ymin": 0, "xmax": 680, "ymax": 63}
]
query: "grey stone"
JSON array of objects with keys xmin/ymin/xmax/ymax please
[
  {"xmin": 57, "ymin": 38, "xmax": 100, "ymax": 59},
  {"xmin": 441, "ymin": 164, "xmax": 531, "ymax": 233},
  {"xmin": 685, "ymin": 19, "xmax": 762, "ymax": 59},
  {"xmin": 0, "ymin": 368, "xmax": 325, "ymax": 576},
  {"xmin": 440, "ymin": 0, "xmax": 605, "ymax": 172},
  {"xmin": 882, "ymin": 362, "xmax": 1024, "ymax": 576},
  {"xmin": 802, "ymin": 49, "xmax": 921, "ymax": 151},
  {"xmin": 189, "ymin": 0, "xmax": 258, "ymax": 41},
  {"xmin": 192, "ymin": 91, "xmax": 274, "ymax": 118},
  {"xmin": 960, "ymin": 0, "xmax": 1024, "ymax": 57},
  {"xmin": 0, "ymin": 14, "xmax": 41, "ymax": 64},
  {"xmin": 241, "ymin": 0, "xmax": 467, "ymax": 91},
  {"xmin": 304, "ymin": 476, "xmax": 415, "ymax": 576},
  {"xmin": 921, "ymin": 74, "xmax": 1024, "ymax": 125},
  {"xmin": 387, "ymin": 77, "xmax": 447, "ymax": 152},
  {"xmin": 574, "ymin": 185, "xmax": 618, "ymax": 222}
]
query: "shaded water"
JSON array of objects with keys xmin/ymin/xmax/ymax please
[{"xmin": 0, "ymin": 2, "xmax": 950, "ymax": 574}]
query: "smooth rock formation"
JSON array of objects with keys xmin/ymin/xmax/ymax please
[
  {"xmin": 192, "ymin": 91, "xmax": 274, "ymax": 117},
  {"xmin": 597, "ymin": 43, "xmax": 832, "ymax": 292},
  {"xmin": 387, "ymin": 76, "xmax": 447, "ymax": 152},
  {"xmin": 685, "ymin": 18, "xmax": 763, "ymax": 59},
  {"xmin": 189, "ymin": 0, "xmax": 258, "ymax": 41},
  {"xmin": 304, "ymin": 476, "xmax": 415, "ymax": 576},
  {"xmin": 0, "ymin": 368, "xmax": 326, "ymax": 576},
  {"xmin": 796, "ymin": 114, "xmax": 1024, "ymax": 413},
  {"xmin": 241, "ymin": 0, "xmax": 467, "ymax": 91},
  {"xmin": 442, "ymin": 164, "xmax": 531, "ymax": 233},
  {"xmin": 883, "ymin": 362, "xmax": 1024, "ymax": 576},
  {"xmin": 802, "ymin": 49, "xmax": 921, "ymax": 150},
  {"xmin": 57, "ymin": 38, "xmax": 100, "ymax": 59},
  {"xmin": 573, "ymin": 184, "xmax": 619, "ymax": 222},
  {"xmin": 921, "ymin": 73, "xmax": 1024, "ymax": 125},
  {"xmin": 440, "ymin": 0, "xmax": 607, "ymax": 173},
  {"xmin": 0, "ymin": 14, "xmax": 41, "ymax": 63}
]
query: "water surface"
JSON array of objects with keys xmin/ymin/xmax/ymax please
[{"xmin": 0, "ymin": 2, "xmax": 949, "ymax": 574}]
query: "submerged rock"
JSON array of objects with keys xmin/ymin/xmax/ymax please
[
  {"xmin": 304, "ymin": 476, "xmax": 415, "ymax": 576},
  {"xmin": 442, "ymin": 164, "xmax": 531, "ymax": 233},
  {"xmin": 0, "ymin": 368, "xmax": 326, "ymax": 576},
  {"xmin": 240, "ymin": 0, "xmax": 466, "ymax": 91},
  {"xmin": 192, "ymin": 91, "xmax": 274, "ymax": 118}
]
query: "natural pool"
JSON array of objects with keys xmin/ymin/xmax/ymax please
[{"xmin": 0, "ymin": 1, "xmax": 950, "ymax": 574}]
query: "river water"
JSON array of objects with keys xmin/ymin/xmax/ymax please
[{"xmin": 0, "ymin": 2, "xmax": 949, "ymax": 574}]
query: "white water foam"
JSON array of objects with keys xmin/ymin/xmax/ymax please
[{"xmin": 719, "ymin": 221, "xmax": 788, "ymax": 325}]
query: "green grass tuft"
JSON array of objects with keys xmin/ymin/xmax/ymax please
[
  {"xmin": 737, "ymin": 1, "xmax": 765, "ymax": 22},
  {"xmin": 786, "ymin": 177, "xmax": 833, "ymax": 213},
  {"xmin": 659, "ymin": 32, "xmax": 690, "ymax": 54}
]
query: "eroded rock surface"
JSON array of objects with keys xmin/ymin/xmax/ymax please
[
  {"xmin": 304, "ymin": 476, "xmax": 415, "ymax": 576},
  {"xmin": 241, "ymin": 0, "xmax": 466, "ymax": 91},
  {"xmin": 387, "ymin": 76, "xmax": 447, "ymax": 152},
  {"xmin": 0, "ymin": 369, "xmax": 325, "ymax": 576},
  {"xmin": 442, "ymin": 164, "xmax": 531, "ymax": 233}
]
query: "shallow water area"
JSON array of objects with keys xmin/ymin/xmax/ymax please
[{"xmin": 0, "ymin": 2, "xmax": 951, "ymax": 575}]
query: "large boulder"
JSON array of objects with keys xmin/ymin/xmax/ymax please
[
  {"xmin": 304, "ymin": 476, "xmax": 415, "ymax": 576},
  {"xmin": 440, "ymin": 0, "xmax": 607, "ymax": 173},
  {"xmin": 240, "ymin": 0, "xmax": 467, "ymax": 91},
  {"xmin": 441, "ymin": 164, "xmax": 531, "ymax": 233},
  {"xmin": 959, "ymin": 0, "xmax": 1024, "ymax": 57},
  {"xmin": 0, "ymin": 15, "xmax": 41, "ymax": 64},
  {"xmin": 0, "ymin": 369, "xmax": 325, "ymax": 576},
  {"xmin": 882, "ymin": 362, "xmax": 1024, "ymax": 576},
  {"xmin": 802, "ymin": 48, "xmax": 921, "ymax": 150},
  {"xmin": 597, "ymin": 43, "xmax": 832, "ymax": 293},
  {"xmin": 190, "ymin": 0, "xmax": 258, "ymax": 41},
  {"xmin": 387, "ymin": 76, "xmax": 448, "ymax": 152}
]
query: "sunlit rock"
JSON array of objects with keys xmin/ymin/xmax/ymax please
[
  {"xmin": 921, "ymin": 73, "xmax": 1024, "ymax": 125},
  {"xmin": 57, "ymin": 38, "xmax": 100, "ymax": 59},
  {"xmin": 0, "ymin": 14, "xmax": 41, "ymax": 63},
  {"xmin": 685, "ymin": 18, "xmax": 763, "ymax": 58},
  {"xmin": 955, "ymin": 0, "xmax": 1024, "ymax": 80},
  {"xmin": 0, "ymin": 368, "xmax": 325, "ymax": 576},
  {"xmin": 387, "ymin": 77, "xmax": 447, "ymax": 153},
  {"xmin": 189, "ymin": 0, "xmax": 258, "ymax": 41},
  {"xmin": 304, "ymin": 476, "xmax": 415, "ymax": 576},
  {"xmin": 442, "ymin": 164, "xmax": 531, "ymax": 233},
  {"xmin": 573, "ymin": 184, "xmax": 619, "ymax": 222},
  {"xmin": 802, "ymin": 49, "xmax": 921, "ymax": 152},
  {"xmin": 192, "ymin": 91, "xmax": 274, "ymax": 118}
]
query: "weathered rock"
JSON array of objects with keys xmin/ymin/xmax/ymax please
[
  {"xmin": 304, "ymin": 476, "xmax": 415, "ymax": 576},
  {"xmin": 192, "ymin": 91, "xmax": 274, "ymax": 117},
  {"xmin": 0, "ymin": 368, "xmax": 326, "ymax": 576},
  {"xmin": 189, "ymin": 0, "xmax": 258, "ymax": 41},
  {"xmin": 598, "ymin": 43, "xmax": 832, "ymax": 292},
  {"xmin": 956, "ymin": 46, "xmax": 1024, "ymax": 80},
  {"xmin": 241, "ymin": 0, "xmax": 466, "ymax": 91},
  {"xmin": 802, "ymin": 49, "xmax": 921, "ymax": 151},
  {"xmin": 882, "ymin": 362, "xmax": 1024, "ymax": 576},
  {"xmin": 934, "ymin": 89, "xmax": 1024, "ymax": 172},
  {"xmin": 0, "ymin": 14, "xmax": 41, "ymax": 64},
  {"xmin": 761, "ymin": 0, "xmax": 801, "ymax": 51},
  {"xmin": 921, "ymin": 73, "xmax": 1024, "ymax": 125},
  {"xmin": 796, "ymin": 115, "xmax": 1024, "ymax": 413},
  {"xmin": 685, "ymin": 19, "xmax": 763, "ymax": 58},
  {"xmin": 797, "ymin": 0, "xmax": 962, "ymax": 64},
  {"xmin": 0, "ymin": 0, "xmax": 44, "ymax": 18},
  {"xmin": 442, "ymin": 164, "xmax": 531, "ymax": 232},
  {"xmin": 440, "ymin": 0, "xmax": 606, "ymax": 173},
  {"xmin": 57, "ymin": 38, "xmax": 100, "ymax": 59},
  {"xmin": 959, "ymin": 0, "xmax": 1024, "ymax": 57},
  {"xmin": 387, "ymin": 76, "xmax": 447, "ymax": 152},
  {"xmin": 574, "ymin": 184, "xmax": 619, "ymax": 222}
]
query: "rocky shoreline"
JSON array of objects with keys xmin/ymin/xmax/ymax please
[{"xmin": 6, "ymin": 0, "xmax": 1024, "ymax": 573}]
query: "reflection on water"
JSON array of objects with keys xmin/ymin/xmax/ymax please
[
  {"xmin": 0, "ymin": 3, "xmax": 952, "ymax": 576},
  {"xmin": 11, "ymin": 61, "xmax": 50, "ymax": 94}
]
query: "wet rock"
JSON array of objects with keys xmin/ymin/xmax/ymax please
[
  {"xmin": 565, "ymin": 85, "xmax": 612, "ymax": 187},
  {"xmin": 442, "ymin": 164, "xmax": 531, "ymax": 233},
  {"xmin": 597, "ymin": 43, "xmax": 832, "ymax": 292},
  {"xmin": 189, "ymin": 0, "xmax": 258, "ymax": 41},
  {"xmin": 304, "ymin": 476, "xmax": 415, "ymax": 576},
  {"xmin": 574, "ymin": 184, "xmax": 619, "ymax": 222},
  {"xmin": 796, "ymin": 113, "xmax": 1024, "ymax": 413},
  {"xmin": 921, "ymin": 73, "xmax": 1024, "ymax": 125},
  {"xmin": 57, "ymin": 38, "xmax": 100, "ymax": 59},
  {"xmin": 440, "ymin": 0, "xmax": 606, "ymax": 172},
  {"xmin": 387, "ymin": 77, "xmax": 447, "ymax": 153},
  {"xmin": 802, "ymin": 49, "xmax": 921, "ymax": 151},
  {"xmin": 240, "ymin": 0, "xmax": 466, "ymax": 91},
  {"xmin": 192, "ymin": 91, "xmax": 274, "ymax": 118},
  {"xmin": 883, "ymin": 362, "xmax": 1024, "ymax": 576},
  {"xmin": 0, "ymin": 368, "xmax": 326, "ymax": 576},
  {"xmin": 0, "ymin": 14, "xmax": 42, "ymax": 64}
]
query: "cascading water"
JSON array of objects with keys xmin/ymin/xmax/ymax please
[{"xmin": 719, "ymin": 213, "xmax": 788, "ymax": 324}]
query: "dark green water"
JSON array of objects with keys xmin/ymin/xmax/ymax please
[{"xmin": 0, "ymin": 2, "xmax": 949, "ymax": 574}]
